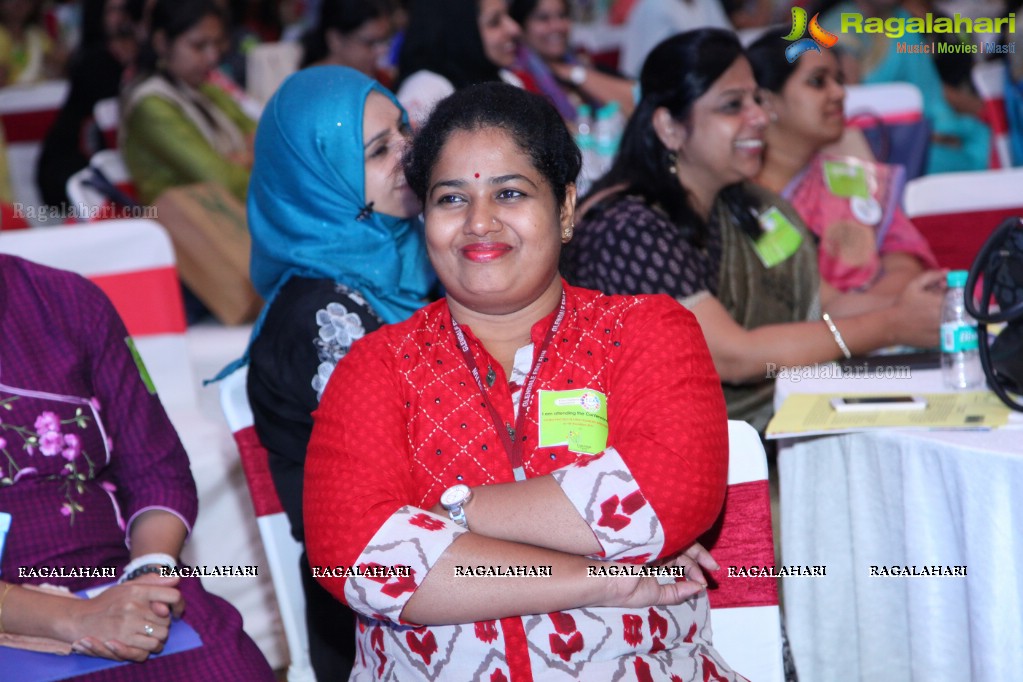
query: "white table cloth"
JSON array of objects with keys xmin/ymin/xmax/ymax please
[{"xmin": 774, "ymin": 367, "xmax": 1023, "ymax": 681}]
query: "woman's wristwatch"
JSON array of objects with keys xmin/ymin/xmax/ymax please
[{"xmin": 440, "ymin": 484, "xmax": 473, "ymax": 529}]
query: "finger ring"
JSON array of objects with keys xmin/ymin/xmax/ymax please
[{"xmin": 143, "ymin": 624, "xmax": 154, "ymax": 636}]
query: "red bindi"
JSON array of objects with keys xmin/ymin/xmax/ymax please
[{"xmin": 474, "ymin": 173, "xmax": 480, "ymax": 178}]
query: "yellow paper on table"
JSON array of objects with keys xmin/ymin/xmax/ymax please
[{"xmin": 766, "ymin": 391, "xmax": 1011, "ymax": 439}]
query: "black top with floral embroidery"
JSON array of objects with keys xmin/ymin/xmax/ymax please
[{"xmin": 247, "ymin": 276, "xmax": 383, "ymax": 541}]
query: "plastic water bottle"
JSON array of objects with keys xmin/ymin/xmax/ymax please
[
  {"xmin": 575, "ymin": 105, "xmax": 597, "ymax": 195},
  {"xmin": 940, "ymin": 270, "xmax": 984, "ymax": 390},
  {"xmin": 594, "ymin": 102, "xmax": 623, "ymax": 166}
]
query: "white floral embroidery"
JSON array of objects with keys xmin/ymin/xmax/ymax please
[{"xmin": 312, "ymin": 301, "xmax": 366, "ymax": 400}]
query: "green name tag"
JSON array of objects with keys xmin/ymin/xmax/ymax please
[
  {"xmin": 537, "ymin": 389, "xmax": 609, "ymax": 455},
  {"xmin": 125, "ymin": 337, "xmax": 157, "ymax": 395},
  {"xmin": 823, "ymin": 160, "xmax": 870, "ymax": 199},
  {"xmin": 752, "ymin": 206, "xmax": 803, "ymax": 269}
]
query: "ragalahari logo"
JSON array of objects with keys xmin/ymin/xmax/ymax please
[{"xmin": 782, "ymin": 7, "xmax": 839, "ymax": 62}]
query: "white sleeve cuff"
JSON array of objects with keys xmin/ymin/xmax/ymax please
[
  {"xmin": 550, "ymin": 446, "xmax": 665, "ymax": 562},
  {"xmin": 343, "ymin": 506, "xmax": 466, "ymax": 623}
]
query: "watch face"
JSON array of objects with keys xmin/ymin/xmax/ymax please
[{"xmin": 441, "ymin": 484, "xmax": 470, "ymax": 507}]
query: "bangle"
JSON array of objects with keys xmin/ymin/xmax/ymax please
[
  {"xmin": 119, "ymin": 553, "xmax": 177, "ymax": 584},
  {"xmin": 0, "ymin": 583, "xmax": 15, "ymax": 634},
  {"xmin": 123, "ymin": 564, "xmax": 167, "ymax": 582},
  {"xmin": 822, "ymin": 312, "xmax": 852, "ymax": 359}
]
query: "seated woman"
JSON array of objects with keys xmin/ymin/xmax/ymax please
[
  {"xmin": 561, "ymin": 29, "xmax": 943, "ymax": 430},
  {"xmin": 120, "ymin": 0, "xmax": 255, "ymax": 204},
  {"xmin": 395, "ymin": 0, "xmax": 522, "ymax": 125},
  {"xmin": 747, "ymin": 29, "xmax": 938, "ymax": 301},
  {"xmin": 509, "ymin": 0, "xmax": 634, "ymax": 122},
  {"xmin": 0, "ymin": 255, "xmax": 275, "ymax": 680},
  {"xmin": 304, "ymin": 82, "xmax": 742, "ymax": 681},
  {"xmin": 819, "ymin": 0, "xmax": 990, "ymax": 174},
  {"xmin": 243, "ymin": 65, "xmax": 435, "ymax": 680},
  {"xmin": 0, "ymin": 0, "xmax": 67, "ymax": 85},
  {"xmin": 300, "ymin": 0, "xmax": 397, "ymax": 86}
]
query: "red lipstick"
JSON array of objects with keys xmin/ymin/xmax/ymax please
[{"xmin": 461, "ymin": 242, "xmax": 513, "ymax": 262}]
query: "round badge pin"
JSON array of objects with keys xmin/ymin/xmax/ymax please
[{"xmin": 850, "ymin": 196, "xmax": 882, "ymax": 226}]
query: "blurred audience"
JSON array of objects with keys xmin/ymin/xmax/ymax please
[
  {"xmin": 509, "ymin": 0, "xmax": 634, "ymax": 121},
  {"xmin": 36, "ymin": 0, "xmax": 143, "ymax": 208},
  {"xmin": 396, "ymin": 0, "xmax": 522, "ymax": 125},
  {"xmin": 0, "ymin": 0, "xmax": 68, "ymax": 85},
  {"xmin": 300, "ymin": 0, "xmax": 397, "ymax": 86},
  {"xmin": 819, "ymin": 0, "xmax": 990, "ymax": 173},
  {"xmin": 619, "ymin": 0, "xmax": 732, "ymax": 77},
  {"xmin": 748, "ymin": 29, "xmax": 938, "ymax": 304},
  {"xmin": 120, "ymin": 0, "xmax": 255, "ymax": 204}
]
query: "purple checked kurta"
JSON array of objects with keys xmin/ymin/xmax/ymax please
[{"xmin": 0, "ymin": 254, "xmax": 274, "ymax": 681}]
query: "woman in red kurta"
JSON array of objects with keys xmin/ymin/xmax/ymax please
[{"xmin": 304, "ymin": 82, "xmax": 744, "ymax": 681}]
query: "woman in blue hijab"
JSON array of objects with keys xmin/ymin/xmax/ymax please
[{"xmin": 244, "ymin": 65, "xmax": 435, "ymax": 680}]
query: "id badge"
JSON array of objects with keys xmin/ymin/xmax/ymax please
[
  {"xmin": 823, "ymin": 160, "xmax": 870, "ymax": 198},
  {"xmin": 0, "ymin": 512, "xmax": 11, "ymax": 576},
  {"xmin": 752, "ymin": 206, "xmax": 803, "ymax": 268},
  {"xmin": 538, "ymin": 389, "xmax": 609, "ymax": 455}
]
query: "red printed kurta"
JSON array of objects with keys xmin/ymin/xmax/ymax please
[{"xmin": 305, "ymin": 284, "xmax": 744, "ymax": 681}]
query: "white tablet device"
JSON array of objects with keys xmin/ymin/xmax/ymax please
[{"xmin": 829, "ymin": 395, "xmax": 928, "ymax": 412}]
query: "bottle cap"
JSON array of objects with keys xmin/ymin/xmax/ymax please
[{"xmin": 946, "ymin": 270, "xmax": 968, "ymax": 288}]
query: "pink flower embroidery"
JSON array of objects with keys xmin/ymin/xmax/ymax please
[
  {"xmin": 89, "ymin": 397, "xmax": 102, "ymax": 413},
  {"xmin": 60, "ymin": 503, "xmax": 73, "ymax": 517},
  {"xmin": 38, "ymin": 430, "xmax": 64, "ymax": 457},
  {"xmin": 100, "ymin": 481, "xmax": 117, "ymax": 493},
  {"xmin": 34, "ymin": 411, "xmax": 61, "ymax": 437},
  {"xmin": 0, "ymin": 436, "xmax": 7, "ymax": 449},
  {"xmin": 62, "ymin": 433, "xmax": 82, "ymax": 461},
  {"xmin": 13, "ymin": 467, "xmax": 36, "ymax": 481}
]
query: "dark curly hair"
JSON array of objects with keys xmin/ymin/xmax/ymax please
[{"xmin": 403, "ymin": 82, "xmax": 582, "ymax": 209}]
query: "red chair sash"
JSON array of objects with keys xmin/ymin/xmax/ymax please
[
  {"xmin": 233, "ymin": 425, "xmax": 285, "ymax": 517},
  {"xmin": 701, "ymin": 480, "xmax": 779, "ymax": 609},
  {"xmin": 913, "ymin": 207, "xmax": 1023, "ymax": 271},
  {"xmin": 89, "ymin": 266, "xmax": 187, "ymax": 336}
]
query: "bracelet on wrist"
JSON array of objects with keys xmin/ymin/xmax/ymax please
[
  {"xmin": 123, "ymin": 564, "xmax": 167, "ymax": 582},
  {"xmin": 822, "ymin": 312, "xmax": 852, "ymax": 359},
  {"xmin": 120, "ymin": 552, "xmax": 177, "ymax": 584}
]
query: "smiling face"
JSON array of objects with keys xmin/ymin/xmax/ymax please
[
  {"xmin": 659, "ymin": 56, "xmax": 768, "ymax": 215},
  {"xmin": 363, "ymin": 92, "xmax": 419, "ymax": 218},
  {"xmin": 522, "ymin": 0, "xmax": 570, "ymax": 62},
  {"xmin": 478, "ymin": 0, "xmax": 521, "ymax": 69},
  {"xmin": 158, "ymin": 14, "xmax": 225, "ymax": 88},
  {"xmin": 771, "ymin": 49, "xmax": 846, "ymax": 149},
  {"xmin": 424, "ymin": 126, "xmax": 572, "ymax": 315}
]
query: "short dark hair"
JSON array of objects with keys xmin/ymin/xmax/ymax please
[
  {"xmin": 509, "ymin": 0, "xmax": 568, "ymax": 27},
  {"xmin": 746, "ymin": 27, "xmax": 799, "ymax": 93},
  {"xmin": 301, "ymin": 0, "xmax": 395, "ymax": 68},
  {"xmin": 588, "ymin": 28, "xmax": 758, "ymax": 243},
  {"xmin": 403, "ymin": 82, "xmax": 581, "ymax": 208},
  {"xmin": 396, "ymin": 0, "xmax": 499, "ymax": 90}
]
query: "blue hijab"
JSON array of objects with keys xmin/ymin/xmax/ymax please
[{"xmin": 214, "ymin": 66, "xmax": 434, "ymax": 380}]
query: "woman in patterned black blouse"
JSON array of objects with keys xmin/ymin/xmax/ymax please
[
  {"xmin": 242, "ymin": 66, "xmax": 435, "ymax": 680},
  {"xmin": 562, "ymin": 29, "xmax": 943, "ymax": 430}
]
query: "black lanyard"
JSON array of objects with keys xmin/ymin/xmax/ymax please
[{"xmin": 449, "ymin": 292, "xmax": 567, "ymax": 482}]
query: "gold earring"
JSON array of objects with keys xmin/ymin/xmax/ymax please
[{"xmin": 562, "ymin": 222, "xmax": 574, "ymax": 242}]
